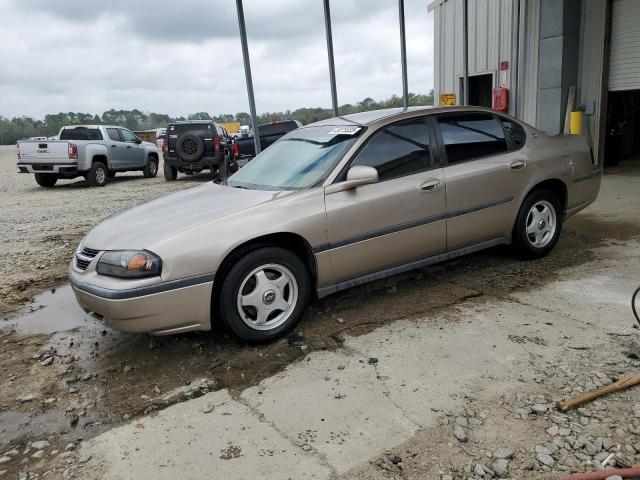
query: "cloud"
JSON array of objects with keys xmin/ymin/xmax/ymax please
[{"xmin": 0, "ymin": 0, "xmax": 434, "ymax": 118}]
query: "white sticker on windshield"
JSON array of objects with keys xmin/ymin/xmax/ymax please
[{"xmin": 327, "ymin": 126, "xmax": 362, "ymax": 136}]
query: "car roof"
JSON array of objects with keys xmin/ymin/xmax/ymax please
[{"xmin": 306, "ymin": 105, "xmax": 505, "ymax": 128}]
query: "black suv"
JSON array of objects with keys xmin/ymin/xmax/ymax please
[{"xmin": 162, "ymin": 121, "xmax": 238, "ymax": 181}]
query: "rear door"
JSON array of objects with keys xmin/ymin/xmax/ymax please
[
  {"xmin": 434, "ymin": 112, "xmax": 529, "ymax": 250},
  {"xmin": 324, "ymin": 116, "xmax": 447, "ymax": 284},
  {"xmin": 119, "ymin": 128, "xmax": 145, "ymax": 166},
  {"xmin": 106, "ymin": 128, "xmax": 128, "ymax": 168}
]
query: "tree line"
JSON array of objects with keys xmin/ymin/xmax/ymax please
[{"xmin": 0, "ymin": 91, "xmax": 433, "ymax": 144}]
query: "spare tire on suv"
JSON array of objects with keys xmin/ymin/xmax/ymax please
[{"xmin": 176, "ymin": 133, "xmax": 205, "ymax": 162}]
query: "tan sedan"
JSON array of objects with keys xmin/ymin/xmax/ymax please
[{"xmin": 70, "ymin": 106, "xmax": 601, "ymax": 342}]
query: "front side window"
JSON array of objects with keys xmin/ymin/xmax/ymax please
[
  {"xmin": 120, "ymin": 129, "xmax": 138, "ymax": 143},
  {"xmin": 437, "ymin": 114, "xmax": 508, "ymax": 164},
  {"xmin": 227, "ymin": 125, "xmax": 361, "ymax": 190},
  {"xmin": 350, "ymin": 119, "xmax": 431, "ymax": 182}
]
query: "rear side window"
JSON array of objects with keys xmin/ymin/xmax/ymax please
[
  {"xmin": 106, "ymin": 128, "xmax": 121, "ymax": 141},
  {"xmin": 350, "ymin": 118, "xmax": 431, "ymax": 182},
  {"xmin": 437, "ymin": 114, "xmax": 508, "ymax": 164},
  {"xmin": 498, "ymin": 117, "xmax": 527, "ymax": 150},
  {"xmin": 60, "ymin": 128, "xmax": 103, "ymax": 141}
]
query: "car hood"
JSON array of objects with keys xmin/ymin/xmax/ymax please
[{"xmin": 83, "ymin": 183, "xmax": 281, "ymax": 251}]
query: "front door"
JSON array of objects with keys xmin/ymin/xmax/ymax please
[
  {"xmin": 324, "ymin": 117, "xmax": 447, "ymax": 285},
  {"xmin": 434, "ymin": 112, "xmax": 530, "ymax": 250},
  {"xmin": 119, "ymin": 128, "xmax": 145, "ymax": 167}
]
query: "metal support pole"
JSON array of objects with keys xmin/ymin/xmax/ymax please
[
  {"xmin": 323, "ymin": 0, "xmax": 339, "ymax": 117},
  {"xmin": 236, "ymin": 0, "xmax": 260, "ymax": 155},
  {"xmin": 462, "ymin": 0, "xmax": 469, "ymax": 105},
  {"xmin": 398, "ymin": 0, "xmax": 409, "ymax": 109}
]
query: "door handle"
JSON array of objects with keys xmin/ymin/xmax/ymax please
[
  {"xmin": 126, "ymin": 146, "xmax": 132, "ymax": 149},
  {"xmin": 509, "ymin": 159, "xmax": 527, "ymax": 170},
  {"xmin": 111, "ymin": 145, "xmax": 117, "ymax": 148},
  {"xmin": 420, "ymin": 179, "xmax": 442, "ymax": 192}
]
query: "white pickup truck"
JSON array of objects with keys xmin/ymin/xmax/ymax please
[{"xmin": 17, "ymin": 125, "xmax": 159, "ymax": 187}]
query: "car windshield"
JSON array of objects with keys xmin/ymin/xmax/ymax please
[{"xmin": 227, "ymin": 125, "xmax": 362, "ymax": 190}]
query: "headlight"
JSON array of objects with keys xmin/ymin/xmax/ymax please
[{"xmin": 96, "ymin": 250, "xmax": 162, "ymax": 279}]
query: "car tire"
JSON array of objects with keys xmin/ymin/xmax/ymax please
[
  {"xmin": 163, "ymin": 162, "xmax": 177, "ymax": 181},
  {"xmin": 512, "ymin": 189, "xmax": 563, "ymax": 259},
  {"xmin": 217, "ymin": 247, "xmax": 311, "ymax": 343},
  {"xmin": 86, "ymin": 162, "xmax": 108, "ymax": 187},
  {"xmin": 176, "ymin": 133, "xmax": 205, "ymax": 162},
  {"xmin": 34, "ymin": 174, "xmax": 57, "ymax": 188},
  {"xmin": 143, "ymin": 157, "xmax": 158, "ymax": 178}
]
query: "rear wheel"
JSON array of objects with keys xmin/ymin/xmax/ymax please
[
  {"xmin": 163, "ymin": 162, "xmax": 177, "ymax": 181},
  {"xmin": 143, "ymin": 157, "xmax": 158, "ymax": 178},
  {"xmin": 218, "ymin": 247, "xmax": 311, "ymax": 343},
  {"xmin": 86, "ymin": 162, "xmax": 108, "ymax": 187},
  {"xmin": 34, "ymin": 174, "xmax": 57, "ymax": 188},
  {"xmin": 512, "ymin": 189, "xmax": 562, "ymax": 258}
]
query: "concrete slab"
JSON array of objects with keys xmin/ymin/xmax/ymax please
[
  {"xmin": 241, "ymin": 350, "xmax": 418, "ymax": 474},
  {"xmin": 83, "ymin": 389, "xmax": 330, "ymax": 480}
]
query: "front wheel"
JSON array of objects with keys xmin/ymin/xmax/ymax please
[
  {"xmin": 217, "ymin": 247, "xmax": 311, "ymax": 343},
  {"xmin": 86, "ymin": 162, "xmax": 108, "ymax": 187},
  {"xmin": 512, "ymin": 189, "xmax": 562, "ymax": 258},
  {"xmin": 34, "ymin": 174, "xmax": 57, "ymax": 188},
  {"xmin": 143, "ymin": 157, "xmax": 158, "ymax": 178}
]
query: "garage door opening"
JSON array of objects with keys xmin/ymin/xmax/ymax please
[
  {"xmin": 604, "ymin": 90, "xmax": 640, "ymax": 166},
  {"xmin": 459, "ymin": 73, "xmax": 493, "ymax": 108}
]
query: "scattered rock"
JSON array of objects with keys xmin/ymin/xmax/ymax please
[
  {"xmin": 0, "ymin": 458, "xmax": 10, "ymax": 465},
  {"xmin": 492, "ymin": 459, "xmax": 509, "ymax": 478},
  {"xmin": 536, "ymin": 452, "xmax": 555, "ymax": 467},
  {"xmin": 531, "ymin": 404, "xmax": 548, "ymax": 415},
  {"xmin": 368, "ymin": 357, "xmax": 378, "ymax": 365},
  {"xmin": 493, "ymin": 447, "xmax": 513, "ymax": 459},
  {"xmin": 17, "ymin": 394, "xmax": 38, "ymax": 403},
  {"xmin": 453, "ymin": 426, "xmax": 467, "ymax": 443},
  {"xmin": 31, "ymin": 441, "xmax": 49, "ymax": 450},
  {"xmin": 77, "ymin": 453, "xmax": 92, "ymax": 464}
]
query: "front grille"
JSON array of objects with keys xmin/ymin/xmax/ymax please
[{"xmin": 75, "ymin": 247, "xmax": 100, "ymax": 271}]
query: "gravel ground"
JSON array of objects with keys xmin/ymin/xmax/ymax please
[
  {"xmin": 1, "ymin": 146, "xmax": 640, "ymax": 479},
  {"xmin": 0, "ymin": 145, "xmax": 211, "ymax": 309}
]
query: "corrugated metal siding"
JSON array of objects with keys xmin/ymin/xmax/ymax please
[
  {"xmin": 609, "ymin": 0, "xmax": 640, "ymax": 91},
  {"xmin": 578, "ymin": 0, "xmax": 608, "ymax": 162},
  {"xmin": 517, "ymin": 0, "xmax": 540, "ymax": 125},
  {"xmin": 432, "ymin": 0, "xmax": 512, "ymax": 105}
]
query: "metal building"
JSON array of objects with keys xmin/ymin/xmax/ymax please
[{"xmin": 429, "ymin": 0, "xmax": 640, "ymax": 166}]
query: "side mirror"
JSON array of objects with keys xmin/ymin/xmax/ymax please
[
  {"xmin": 325, "ymin": 165, "xmax": 378, "ymax": 194},
  {"xmin": 136, "ymin": 138, "xmax": 142, "ymax": 144}
]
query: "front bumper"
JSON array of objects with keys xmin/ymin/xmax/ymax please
[
  {"xmin": 17, "ymin": 162, "xmax": 78, "ymax": 175},
  {"xmin": 69, "ymin": 262, "xmax": 215, "ymax": 335}
]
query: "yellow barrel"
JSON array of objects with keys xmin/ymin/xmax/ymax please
[{"xmin": 569, "ymin": 111, "xmax": 582, "ymax": 135}]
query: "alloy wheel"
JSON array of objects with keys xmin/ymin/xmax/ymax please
[
  {"xmin": 236, "ymin": 263, "xmax": 298, "ymax": 331},
  {"xmin": 525, "ymin": 200, "xmax": 556, "ymax": 248}
]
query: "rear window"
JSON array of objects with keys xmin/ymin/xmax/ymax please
[
  {"xmin": 60, "ymin": 128, "xmax": 103, "ymax": 141},
  {"xmin": 259, "ymin": 121, "xmax": 299, "ymax": 136},
  {"xmin": 169, "ymin": 123, "xmax": 213, "ymax": 135}
]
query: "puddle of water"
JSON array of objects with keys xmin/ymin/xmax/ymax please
[{"xmin": 3, "ymin": 285, "xmax": 101, "ymax": 335}]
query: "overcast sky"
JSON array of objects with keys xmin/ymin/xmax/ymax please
[{"xmin": 0, "ymin": 0, "xmax": 434, "ymax": 119}]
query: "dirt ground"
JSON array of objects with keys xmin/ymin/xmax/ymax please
[{"xmin": 1, "ymin": 145, "xmax": 640, "ymax": 479}]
